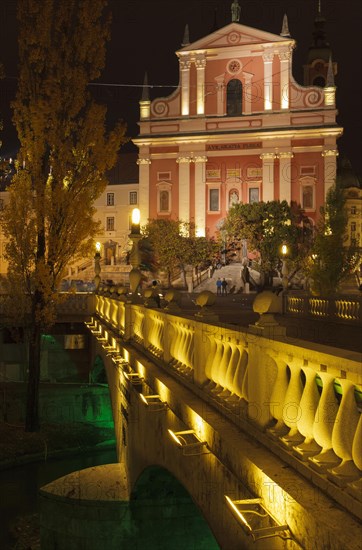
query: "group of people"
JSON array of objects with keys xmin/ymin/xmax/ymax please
[{"xmin": 216, "ymin": 277, "xmax": 228, "ymax": 296}]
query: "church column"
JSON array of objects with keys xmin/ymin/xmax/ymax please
[
  {"xmin": 136, "ymin": 157, "xmax": 151, "ymax": 224},
  {"xmin": 179, "ymin": 55, "xmax": 191, "ymax": 116},
  {"xmin": 176, "ymin": 155, "xmax": 192, "ymax": 223},
  {"xmin": 278, "ymin": 152, "xmax": 294, "ymax": 203},
  {"xmin": 322, "ymin": 149, "xmax": 338, "ymax": 199},
  {"xmin": 194, "ymin": 155, "xmax": 208, "ymax": 237},
  {"xmin": 278, "ymin": 48, "xmax": 291, "ymax": 109},
  {"xmin": 260, "ymin": 152, "xmax": 276, "ymax": 201},
  {"xmin": 195, "ymin": 55, "xmax": 206, "ymax": 115},
  {"xmin": 262, "ymin": 50, "xmax": 274, "ymax": 111}
]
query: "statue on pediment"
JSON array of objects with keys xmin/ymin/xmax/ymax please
[{"xmin": 231, "ymin": 0, "xmax": 241, "ymax": 22}]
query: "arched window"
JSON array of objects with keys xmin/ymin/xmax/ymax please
[
  {"xmin": 313, "ymin": 75, "xmax": 325, "ymax": 87},
  {"xmin": 227, "ymin": 79, "xmax": 242, "ymax": 116}
]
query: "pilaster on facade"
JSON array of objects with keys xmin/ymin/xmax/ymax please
[
  {"xmin": 262, "ymin": 50, "xmax": 274, "ymax": 111},
  {"xmin": 322, "ymin": 149, "xmax": 339, "ymax": 198},
  {"xmin": 277, "ymin": 151, "xmax": 294, "ymax": 203},
  {"xmin": 260, "ymin": 152, "xmax": 276, "ymax": 201},
  {"xmin": 177, "ymin": 155, "xmax": 192, "ymax": 223},
  {"xmin": 137, "ymin": 157, "xmax": 151, "ymax": 224},
  {"xmin": 278, "ymin": 47, "xmax": 292, "ymax": 110},
  {"xmin": 195, "ymin": 55, "xmax": 206, "ymax": 116},
  {"xmin": 179, "ymin": 55, "xmax": 191, "ymax": 116},
  {"xmin": 194, "ymin": 155, "xmax": 208, "ymax": 237},
  {"xmin": 215, "ymin": 74, "xmax": 226, "ymax": 116},
  {"xmin": 243, "ymin": 72, "xmax": 253, "ymax": 114}
]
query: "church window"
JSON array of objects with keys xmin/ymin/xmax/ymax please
[
  {"xmin": 351, "ymin": 222, "xmax": 356, "ymax": 232},
  {"xmin": 227, "ymin": 79, "xmax": 242, "ymax": 116},
  {"xmin": 313, "ymin": 76, "xmax": 325, "ymax": 87},
  {"xmin": 106, "ymin": 193, "xmax": 114, "ymax": 206},
  {"xmin": 351, "ymin": 206, "xmax": 356, "ymax": 215},
  {"xmin": 159, "ymin": 190, "xmax": 169, "ymax": 212},
  {"xmin": 209, "ymin": 189, "xmax": 220, "ymax": 211},
  {"xmin": 302, "ymin": 184, "xmax": 314, "ymax": 210}
]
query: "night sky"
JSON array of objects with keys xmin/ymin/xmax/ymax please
[{"xmin": 0, "ymin": 0, "xmax": 361, "ymax": 177}]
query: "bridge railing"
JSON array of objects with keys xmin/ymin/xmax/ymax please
[
  {"xmin": 284, "ymin": 292, "xmax": 362, "ymax": 323},
  {"xmin": 91, "ymin": 292, "xmax": 362, "ymax": 515}
]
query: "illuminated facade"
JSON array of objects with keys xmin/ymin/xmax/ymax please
[{"xmin": 134, "ymin": 15, "xmax": 342, "ymax": 237}]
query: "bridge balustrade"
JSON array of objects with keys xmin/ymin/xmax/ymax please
[
  {"xmin": 92, "ymin": 294, "xmax": 362, "ymax": 518},
  {"xmin": 284, "ymin": 293, "xmax": 362, "ymax": 323}
]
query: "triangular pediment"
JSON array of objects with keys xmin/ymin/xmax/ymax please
[{"xmin": 178, "ymin": 22, "xmax": 292, "ymax": 53}]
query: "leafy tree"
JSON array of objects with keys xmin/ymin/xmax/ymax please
[
  {"xmin": 223, "ymin": 200, "xmax": 313, "ymax": 287},
  {"xmin": 306, "ymin": 181, "xmax": 358, "ymax": 295},
  {"xmin": 142, "ymin": 219, "xmax": 217, "ymax": 287},
  {"xmin": 0, "ymin": 0, "xmax": 126, "ymax": 431}
]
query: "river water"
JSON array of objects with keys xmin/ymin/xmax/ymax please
[
  {"xmin": 0, "ymin": 449, "xmax": 220, "ymax": 549},
  {"xmin": 0, "ymin": 448, "xmax": 117, "ymax": 549}
]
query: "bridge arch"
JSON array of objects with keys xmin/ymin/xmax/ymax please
[{"xmin": 130, "ymin": 465, "xmax": 219, "ymax": 548}]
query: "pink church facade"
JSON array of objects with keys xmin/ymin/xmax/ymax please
[{"xmin": 134, "ymin": 21, "xmax": 342, "ymax": 237}]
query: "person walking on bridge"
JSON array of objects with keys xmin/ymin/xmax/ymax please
[{"xmin": 221, "ymin": 278, "xmax": 228, "ymax": 296}]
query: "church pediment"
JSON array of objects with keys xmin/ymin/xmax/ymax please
[{"xmin": 178, "ymin": 23, "xmax": 292, "ymax": 53}]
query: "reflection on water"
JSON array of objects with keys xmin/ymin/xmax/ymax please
[
  {"xmin": 1, "ymin": 450, "xmax": 220, "ymax": 549},
  {"xmin": 0, "ymin": 448, "xmax": 117, "ymax": 548}
]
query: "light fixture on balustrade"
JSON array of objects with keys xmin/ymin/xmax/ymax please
[
  {"xmin": 124, "ymin": 371, "xmax": 144, "ymax": 385},
  {"xmin": 224, "ymin": 496, "xmax": 290, "ymax": 542},
  {"xmin": 168, "ymin": 429, "xmax": 208, "ymax": 456},
  {"xmin": 139, "ymin": 394, "xmax": 168, "ymax": 411}
]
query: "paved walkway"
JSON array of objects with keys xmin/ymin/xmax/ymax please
[{"xmin": 195, "ymin": 262, "xmax": 251, "ymax": 295}]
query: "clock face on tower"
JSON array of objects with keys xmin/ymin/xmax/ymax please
[{"xmin": 228, "ymin": 59, "xmax": 241, "ymax": 74}]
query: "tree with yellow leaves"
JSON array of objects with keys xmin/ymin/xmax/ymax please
[{"xmin": 0, "ymin": 0, "xmax": 127, "ymax": 431}]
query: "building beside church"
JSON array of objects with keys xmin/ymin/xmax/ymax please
[{"xmin": 134, "ymin": 4, "xmax": 341, "ymax": 238}]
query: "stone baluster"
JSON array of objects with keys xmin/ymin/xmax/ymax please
[
  {"xmin": 267, "ymin": 352, "xmax": 290, "ymax": 439},
  {"xmin": 215, "ymin": 342, "xmax": 233, "ymax": 397},
  {"xmin": 308, "ymin": 371, "xmax": 340, "ymax": 473},
  {"xmin": 279, "ymin": 357, "xmax": 305, "ymax": 447},
  {"xmin": 206, "ymin": 337, "xmax": 224, "ymax": 392},
  {"xmin": 347, "ymin": 413, "xmax": 362, "ymax": 501},
  {"xmin": 211, "ymin": 340, "xmax": 230, "ymax": 394},
  {"xmin": 293, "ymin": 363, "xmax": 322, "ymax": 460},
  {"xmin": 327, "ymin": 378, "xmax": 361, "ymax": 486},
  {"xmin": 228, "ymin": 346, "xmax": 248, "ymax": 403}
]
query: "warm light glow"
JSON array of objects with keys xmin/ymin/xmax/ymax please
[
  {"xmin": 324, "ymin": 87, "xmax": 335, "ymax": 106},
  {"xmin": 140, "ymin": 393, "xmax": 149, "ymax": 405},
  {"xmin": 168, "ymin": 429, "xmax": 183, "ymax": 446},
  {"xmin": 132, "ymin": 208, "xmax": 141, "ymax": 225},
  {"xmin": 95, "ymin": 241, "xmax": 101, "ymax": 253},
  {"xmin": 281, "ymin": 244, "xmax": 288, "ymax": 256},
  {"xmin": 225, "ymin": 496, "xmax": 252, "ymax": 530}
]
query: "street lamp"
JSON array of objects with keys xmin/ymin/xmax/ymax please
[
  {"xmin": 129, "ymin": 208, "xmax": 142, "ymax": 301},
  {"xmin": 94, "ymin": 241, "xmax": 102, "ymax": 291},
  {"xmin": 281, "ymin": 243, "xmax": 288, "ymax": 290}
]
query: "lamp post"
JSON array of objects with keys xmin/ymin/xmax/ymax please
[
  {"xmin": 94, "ymin": 241, "xmax": 101, "ymax": 291},
  {"xmin": 281, "ymin": 243, "xmax": 288, "ymax": 290},
  {"xmin": 129, "ymin": 208, "xmax": 142, "ymax": 301}
]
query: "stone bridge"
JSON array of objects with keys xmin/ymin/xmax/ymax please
[{"xmin": 40, "ymin": 291, "xmax": 362, "ymax": 550}]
